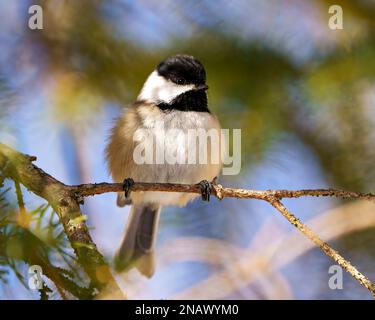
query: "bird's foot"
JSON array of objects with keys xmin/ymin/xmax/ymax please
[
  {"xmin": 198, "ymin": 180, "xmax": 213, "ymax": 202},
  {"xmin": 122, "ymin": 178, "xmax": 135, "ymax": 198}
]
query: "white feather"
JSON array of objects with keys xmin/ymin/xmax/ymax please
[
  {"xmin": 132, "ymin": 108, "xmax": 222, "ymax": 206},
  {"xmin": 137, "ymin": 71, "xmax": 194, "ymax": 104}
]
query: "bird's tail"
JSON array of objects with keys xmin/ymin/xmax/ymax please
[{"xmin": 114, "ymin": 203, "xmax": 161, "ymax": 277}]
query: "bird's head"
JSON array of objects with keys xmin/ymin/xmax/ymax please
[{"xmin": 138, "ymin": 54, "xmax": 208, "ymax": 104}]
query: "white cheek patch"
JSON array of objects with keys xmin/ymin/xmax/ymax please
[{"xmin": 138, "ymin": 71, "xmax": 194, "ymax": 104}]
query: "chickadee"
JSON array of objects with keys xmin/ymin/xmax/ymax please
[{"xmin": 106, "ymin": 55, "xmax": 223, "ymax": 277}]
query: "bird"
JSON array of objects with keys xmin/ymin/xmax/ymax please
[{"xmin": 106, "ymin": 54, "xmax": 223, "ymax": 277}]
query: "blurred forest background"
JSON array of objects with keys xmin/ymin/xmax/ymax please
[{"xmin": 0, "ymin": 0, "xmax": 375, "ymax": 299}]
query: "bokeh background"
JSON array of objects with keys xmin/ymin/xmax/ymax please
[{"xmin": 0, "ymin": 0, "xmax": 375, "ymax": 299}]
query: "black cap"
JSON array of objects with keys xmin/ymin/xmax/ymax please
[{"xmin": 156, "ymin": 55, "xmax": 206, "ymax": 86}]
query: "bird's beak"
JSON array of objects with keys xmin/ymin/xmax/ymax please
[{"xmin": 195, "ymin": 84, "xmax": 209, "ymax": 91}]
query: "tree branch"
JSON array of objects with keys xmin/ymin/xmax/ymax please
[
  {"xmin": 1, "ymin": 142, "xmax": 375, "ymax": 298},
  {"xmin": 72, "ymin": 182, "xmax": 375, "ymax": 202},
  {"xmin": 72, "ymin": 181, "xmax": 375, "ymax": 297},
  {"xmin": 0, "ymin": 143, "xmax": 124, "ymax": 299},
  {"xmin": 267, "ymin": 197, "xmax": 375, "ymax": 296}
]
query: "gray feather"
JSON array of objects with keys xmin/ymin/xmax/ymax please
[{"xmin": 114, "ymin": 204, "xmax": 161, "ymax": 277}]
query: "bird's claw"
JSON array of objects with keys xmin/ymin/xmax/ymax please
[
  {"xmin": 123, "ymin": 178, "xmax": 135, "ymax": 198},
  {"xmin": 198, "ymin": 180, "xmax": 212, "ymax": 202}
]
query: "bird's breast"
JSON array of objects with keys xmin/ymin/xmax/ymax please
[{"xmin": 132, "ymin": 108, "xmax": 223, "ymax": 184}]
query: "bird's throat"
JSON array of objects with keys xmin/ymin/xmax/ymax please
[{"xmin": 157, "ymin": 89, "xmax": 209, "ymax": 113}]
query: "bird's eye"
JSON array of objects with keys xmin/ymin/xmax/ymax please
[{"xmin": 176, "ymin": 78, "xmax": 185, "ymax": 85}]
